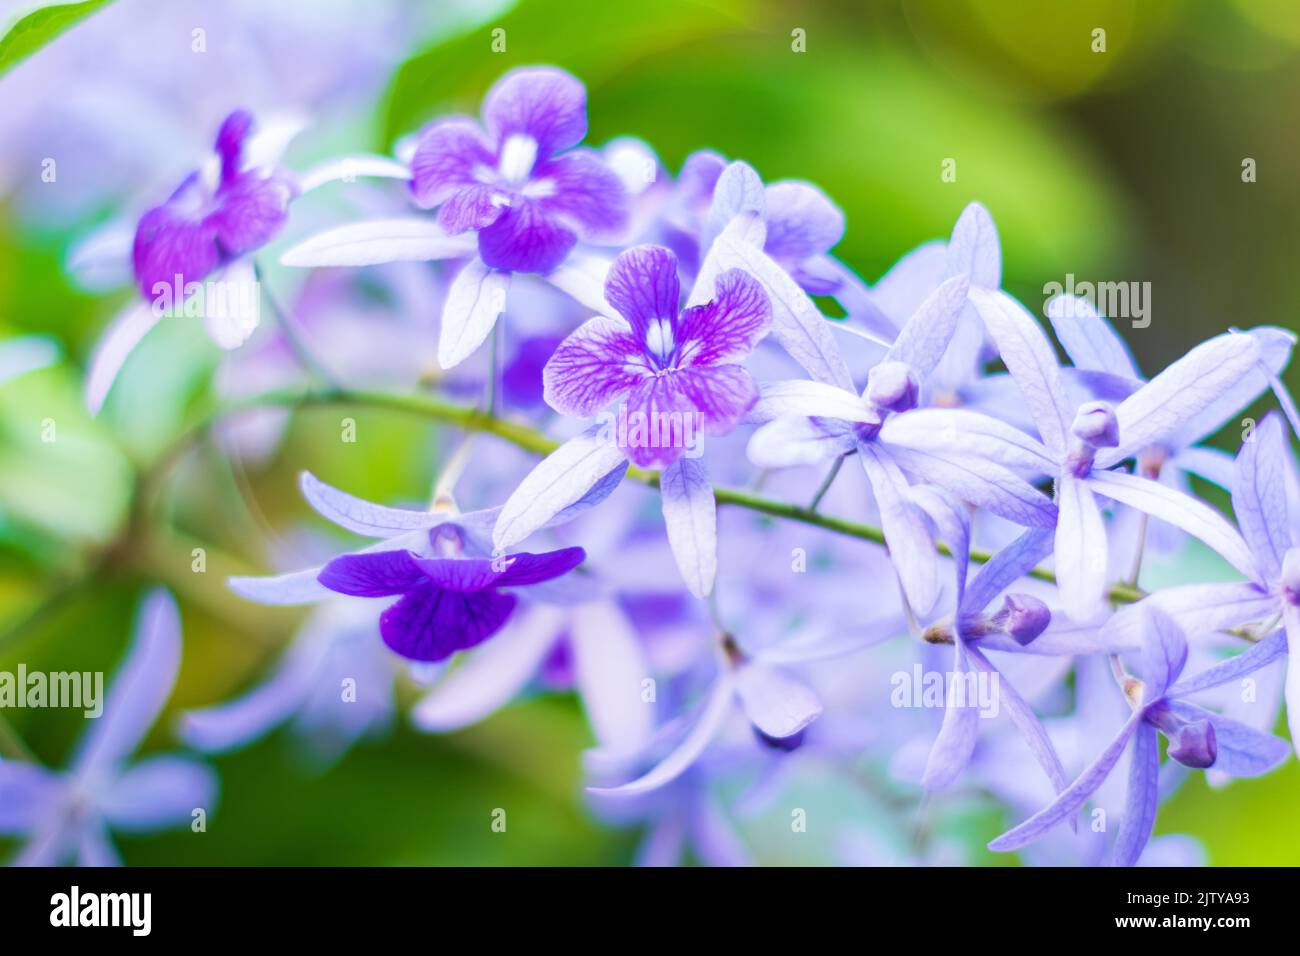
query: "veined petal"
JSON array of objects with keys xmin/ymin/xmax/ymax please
[
  {"xmin": 676, "ymin": 268, "xmax": 772, "ymax": 368},
  {"xmin": 1055, "ymin": 475, "xmax": 1109, "ymax": 621},
  {"xmin": 482, "ymin": 66, "xmax": 587, "ymax": 159},
  {"xmin": 437, "ymin": 183, "xmax": 510, "ymax": 233},
  {"xmin": 380, "ymin": 585, "xmax": 516, "ymax": 662},
  {"xmin": 132, "ymin": 185, "xmax": 220, "ymax": 299},
  {"xmin": 73, "ymin": 590, "xmax": 182, "ymax": 776},
  {"xmin": 477, "ymin": 198, "xmax": 576, "ymax": 274},
  {"xmin": 746, "ymin": 415, "xmax": 855, "ymax": 468},
  {"xmin": 603, "ymin": 245, "xmax": 681, "ymax": 340},
  {"xmin": 1232, "ymin": 412, "xmax": 1290, "ymax": 578},
  {"xmin": 494, "ymin": 431, "xmax": 629, "ymax": 549},
  {"xmin": 1167, "ymin": 700, "xmax": 1288, "ymax": 777},
  {"xmin": 883, "ymin": 274, "xmax": 970, "ymax": 378},
  {"xmin": 571, "ymin": 602, "xmax": 654, "ymax": 752},
  {"xmin": 622, "ymin": 366, "xmax": 756, "ymax": 467},
  {"xmin": 206, "ymin": 172, "xmax": 293, "ymax": 257},
  {"xmin": 921, "ymin": 646, "xmax": 979, "ymax": 791},
  {"xmin": 988, "ymin": 710, "xmax": 1143, "ymax": 853},
  {"xmin": 887, "ymin": 445, "xmax": 1057, "ymax": 530},
  {"xmin": 280, "ymin": 218, "xmax": 476, "ymax": 267},
  {"xmin": 1097, "ymin": 331, "xmax": 1261, "ymax": 468},
  {"xmin": 1046, "ymin": 294, "xmax": 1140, "ymax": 379},
  {"xmin": 880, "ymin": 408, "xmax": 1056, "ymax": 475},
  {"xmin": 763, "ymin": 180, "xmax": 844, "ymax": 262},
  {"xmin": 1087, "ymin": 470, "xmax": 1260, "ymax": 582},
  {"xmin": 945, "ymin": 201, "xmax": 1001, "ymax": 290},
  {"xmin": 1167, "ymin": 629, "xmax": 1287, "ymax": 698},
  {"xmin": 1111, "ymin": 721, "xmax": 1160, "ymax": 867},
  {"xmin": 968, "ymin": 287, "xmax": 1071, "ymax": 459},
  {"xmin": 1102, "ymin": 581, "xmax": 1275, "ymax": 648},
  {"xmin": 701, "ymin": 160, "xmax": 766, "ymax": 257},
  {"xmin": 961, "ymin": 528, "xmax": 1055, "ymax": 618},
  {"xmin": 751, "ymin": 379, "xmax": 873, "ymax": 424},
  {"xmin": 860, "ymin": 443, "xmax": 937, "ymax": 615},
  {"xmin": 409, "ymin": 118, "xmax": 496, "ymax": 208},
  {"xmin": 542, "ymin": 315, "xmax": 651, "ymax": 417},
  {"xmin": 535, "ymin": 150, "xmax": 628, "ymax": 235},
  {"xmin": 318, "ymin": 549, "xmax": 426, "ymax": 597},
  {"xmin": 438, "ymin": 257, "xmax": 511, "ymax": 369},
  {"xmin": 299, "ymin": 471, "xmax": 444, "ymax": 537},
  {"xmin": 659, "ymin": 455, "xmax": 717, "ymax": 599}
]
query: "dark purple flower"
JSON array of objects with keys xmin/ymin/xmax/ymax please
[
  {"xmin": 317, "ymin": 529, "xmax": 585, "ymax": 662},
  {"xmin": 542, "ymin": 244, "xmax": 771, "ymax": 468},
  {"xmin": 132, "ymin": 109, "xmax": 295, "ymax": 302},
  {"xmin": 409, "ymin": 66, "xmax": 627, "ymax": 274}
]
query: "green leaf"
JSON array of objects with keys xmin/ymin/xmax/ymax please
[{"xmin": 0, "ymin": 0, "xmax": 115, "ymax": 79}]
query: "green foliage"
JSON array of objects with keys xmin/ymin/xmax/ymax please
[{"xmin": 0, "ymin": 0, "xmax": 115, "ymax": 78}]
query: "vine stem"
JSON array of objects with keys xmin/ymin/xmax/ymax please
[{"xmin": 187, "ymin": 386, "xmax": 1144, "ymax": 605}]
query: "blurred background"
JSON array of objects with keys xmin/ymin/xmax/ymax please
[{"xmin": 0, "ymin": 0, "xmax": 1297, "ymax": 864}]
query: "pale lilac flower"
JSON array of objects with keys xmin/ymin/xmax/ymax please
[
  {"xmin": 990, "ymin": 606, "xmax": 1288, "ymax": 865},
  {"xmin": 0, "ymin": 590, "xmax": 217, "ymax": 866}
]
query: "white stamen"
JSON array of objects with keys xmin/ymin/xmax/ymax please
[{"xmin": 498, "ymin": 134, "xmax": 538, "ymax": 186}]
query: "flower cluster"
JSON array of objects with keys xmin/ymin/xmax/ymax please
[{"xmin": 50, "ymin": 64, "xmax": 1300, "ymax": 867}]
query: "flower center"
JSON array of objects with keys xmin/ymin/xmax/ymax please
[
  {"xmin": 497, "ymin": 134, "xmax": 538, "ymax": 186},
  {"xmin": 645, "ymin": 318, "xmax": 675, "ymax": 366}
]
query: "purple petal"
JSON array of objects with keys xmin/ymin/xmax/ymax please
[
  {"xmin": 621, "ymin": 365, "xmax": 757, "ymax": 467},
  {"xmin": 883, "ymin": 274, "xmax": 970, "ymax": 378},
  {"xmin": 752, "ymin": 379, "xmax": 875, "ymax": 424},
  {"xmin": 0, "ymin": 762, "xmax": 60, "ymax": 833},
  {"xmin": 380, "ymin": 583, "xmax": 517, "ymax": 661},
  {"xmin": 73, "ymin": 589, "xmax": 181, "ymax": 775},
  {"xmin": 887, "ymin": 444, "xmax": 1057, "ymax": 529},
  {"xmin": 946, "ymin": 201, "xmax": 1001, "ymax": 290},
  {"xmin": 482, "ymin": 66, "xmax": 587, "ymax": 159},
  {"xmin": 535, "ymin": 150, "xmax": 628, "ymax": 234},
  {"xmin": 206, "ymin": 172, "xmax": 294, "ymax": 257},
  {"xmin": 1168, "ymin": 629, "xmax": 1287, "ymax": 698},
  {"xmin": 676, "ymin": 267, "xmax": 772, "ymax": 368},
  {"xmin": 960, "ymin": 527, "xmax": 1055, "ymax": 618},
  {"xmin": 494, "ymin": 546, "xmax": 586, "ymax": 586},
  {"xmin": 543, "ymin": 316, "xmax": 651, "ymax": 417},
  {"xmin": 1232, "ymin": 412, "xmax": 1290, "ymax": 578},
  {"xmin": 318, "ymin": 549, "xmax": 426, "ymax": 597},
  {"xmin": 412, "ymin": 604, "xmax": 565, "ymax": 732},
  {"xmin": 437, "ymin": 183, "xmax": 510, "ymax": 233},
  {"xmin": 1097, "ymin": 331, "xmax": 1262, "ymax": 469},
  {"xmin": 968, "ymin": 287, "xmax": 1071, "ymax": 458},
  {"xmin": 763, "ymin": 180, "xmax": 844, "ymax": 263},
  {"xmin": 571, "ymin": 602, "xmax": 654, "ymax": 752},
  {"xmin": 1054, "ymin": 475, "xmax": 1108, "ymax": 621},
  {"xmin": 859, "ymin": 443, "xmax": 937, "ymax": 615},
  {"xmin": 881, "ymin": 407, "xmax": 1057, "ymax": 475},
  {"xmin": 659, "ymin": 455, "xmax": 717, "ymax": 598},
  {"xmin": 215, "ymin": 109, "xmax": 253, "ymax": 179},
  {"xmin": 1284, "ymin": 605, "xmax": 1300, "ymax": 757},
  {"xmin": 1111, "ymin": 721, "xmax": 1160, "ymax": 867},
  {"xmin": 1137, "ymin": 604, "xmax": 1189, "ymax": 697},
  {"xmin": 988, "ymin": 710, "xmax": 1142, "ymax": 853},
  {"xmin": 1167, "ymin": 700, "xmax": 1288, "ymax": 777},
  {"xmin": 1103, "ymin": 581, "xmax": 1274, "ymax": 648},
  {"xmin": 228, "ymin": 567, "xmax": 331, "ymax": 606},
  {"xmin": 1088, "ymin": 470, "xmax": 1260, "ymax": 581},
  {"xmin": 132, "ymin": 183, "xmax": 220, "ymax": 299},
  {"xmin": 99, "ymin": 755, "xmax": 218, "ymax": 832},
  {"xmin": 409, "ymin": 118, "xmax": 496, "ymax": 209},
  {"xmin": 746, "ymin": 414, "xmax": 856, "ymax": 468},
  {"xmin": 588, "ymin": 673, "xmax": 735, "ymax": 797},
  {"xmin": 603, "ymin": 245, "xmax": 681, "ymax": 340},
  {"xmin": 1046, "ymin": 294, "xmax": 1140, "ymax": 379},
  {"xmin": 689, "ymin": 796, "xmax": 753, "ymax": 867},
  {"xmin": 477, "ymin": 198, "xmax": 576, "ymax": 273},
  {"xmin": 280, "ymin": 218, "xmax": 476, "ymax": 267}
]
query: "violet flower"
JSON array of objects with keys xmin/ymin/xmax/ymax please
[
  {"xmin": 493, "ymin": 243, "xmax": 772, "ymax": 598},
  {"xmin": 0, "ymin": 590, "xmax": 217, "ymax": 866},
  {"xmin": 989, "ymin": 605, "xmax": 1288, "ymax": 865}
]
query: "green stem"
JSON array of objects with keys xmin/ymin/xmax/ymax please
[
  {"xmin": 188, "ymin": 386, "xmax": 1145, "ymax": 604},
  {"xmin": 808, "ymin": 455, "xmax": 846, "ymax": 512}
]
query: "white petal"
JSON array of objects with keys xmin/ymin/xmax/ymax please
[
  {"xmin": 571, "ymin": 602, "xmax": 654, "ymax": 752},
  {"xmin": 659, "ymin": 456, "xmax": 718, "ymax": 599},
  {"xmin": 1055, "ymin": 474, "xmax": 1108, "ymax": 621},
  {"xmin": 733, "ymin": 661, "xmax": 822, "ymax": 739},
  {"xmin": 280, "ymin": 218, "xmax": 476, "ymax": 267},
  {"xmin": 439, "ymin": 257, "xmax": 511, "ymax": 369},
  {"xmin": 84, "ymin": 300, "xmax": 163, "ymax": 414},
  {"xmin": 296, "ymin": 155, "xmax": 411, "ymax": 194},
  {"xmin": 202, "ymin": 260, "xmax": 260, "ymax": 350},
  {"xmin": 751, "ymin": 379, "xmax": 874, "ymax": 424}
]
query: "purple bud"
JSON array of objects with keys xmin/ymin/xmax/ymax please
[
  {"xmin": 994, "ymin": 593, "xmax": 1051, "ymax": 646},
  {"xmin": 1167, "ymin": 719, "xmax": 1217, "ymax": 769},
  {"xmin": 215, "ymin": 109, "xmax": 255, "ymax": 181},
  {"xmin": 753, "ymin": 726, "xmax": 806, "ymax": 752},
  {"xmin": 1070, "ymin": 400, "xmax": 1119, "ymax": 449},
  {"xmin": 866, "ymin": 361, "xmax": 920, "ymax": 413}
]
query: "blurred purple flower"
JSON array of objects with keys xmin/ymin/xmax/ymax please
[{"xmin": 0, "ymin": 590, "xmax": 217, "ymax": 866}]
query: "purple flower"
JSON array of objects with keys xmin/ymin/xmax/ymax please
[
  {"xmin": 317, "ymin": 532, "xmax": 585, "ymax": 662},
  {"xmin": 409, "ymin": 66, "xmax": 627, "ymax": 275},
  {"xmin": 133, "ymin": 109, "xmax": 295, "ymax": 316},
  {"xmin": 543, "ymin": 244, "xmax": 772, "ymax": 468},
  {"xmin": 0, "ymin": 590, "xmax": 217, "ymax": 866},
  {"xmin": 990, "ymin": 605, "xmax": 1288, "ymax": 865}
]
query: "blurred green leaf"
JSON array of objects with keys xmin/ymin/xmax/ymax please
[{"xmin": 0, "ymin": 0, "xmax": 115, "ymax": 79}]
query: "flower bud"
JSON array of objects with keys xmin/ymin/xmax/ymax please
[
  {"xmin": 1070, "ymin": 400, "xmax": 1119, "ymax": 449},
  {"xmin": 993, "ymin": 593, "xmax": 1051, "ymax": 646},
  {"xmin": 866, "ymin": 361, "xmax": 920, "ymax": 414},
  {"xmin": 1167, "ymin": 718, "xmax": 1217, "ymax": 769}
]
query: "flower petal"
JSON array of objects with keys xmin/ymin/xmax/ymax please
[
  {"xmin": 380, "ymin": 584, "xmax": 516, "ymax": 661},
  {"xmin": 438, "ymin": 257, "xmax": 511, "ymax": 369},
  {"xmin": 318, "ymin": 549, "xmax": 426, "ymax": 597},
  {"xmin": 201, "ymin": 259, "xmax": 260, "ymax": 350},
  {"xmin": 1167, "ymin": 700, "xmax": 1288, "ymax": 778},
  {"xmin": 73, "ymin": 589, "xmax": 182, "ymax": 776},
  {"xmin": 746, "ymin": 415, "xmax": 855, "ymax": 468},
  {"xmin": 676, "ymin": 267, "xmax": 772, "ymax": 368},
  {"xmin": 763, "ymin": 180, "xmax": 844, "ymax": 263},
  {"xmin": 921, "ymin": 646, "xmax": 980, "ymax": 791},
  {"xmin": 299, "ymin": 471, "xmax": 444, "ymax": 537},
  {"xmin": 859, "ymin": 443, "xmax": 937, "ymax": 615},
  {"xmin": 99, "ymin": 755, "xmax": 218, "ymax": 832},
  {"xmin": 228, "ymin": 567, "xmax": 331, "ymax": 606},
  {"xmin": 0, "ymin": 762, "xmax": 60, "ymax": 833},
  {"xmin": 206, "ymin": 172, "xmax": 294, "ymax": 257},
  {"xmin": 751, "ymin": 379, "xmax": 874, "ymax": 424},
  {"xmin": 571, "ymin": 601, "xmax": 654, "ymax": 752},
  {"xmin": 659, "ymin": 455, "xmax": 717, "ymax": 598},
  {"xmin": 701, "ymin": 160, "xmax": 766, "ymax": 257},
  {"xmin": 603, "ymin": 245, "xmax": 681, "ymax": 340},
  {"xmin": 1111, "ymin": 720, "xmax": 1160, "ymax": 867},
  {"xmin": 409, "ymin": 117, "xmax": 496, "ymax": 208},
  {"xmin": 881, "ymin": 408, "xmax": 1056, "ymax": 475},
  {"xmin": 622, "ymin": 366, "xmax": 756, "ymax": 467},
  {"xmin": 887, "ymin": 445, "xmax": 1057, "ymax": 530},
  {"xmin": 734, "ymin": 661, "xmax": 822, "ymax": 739},
  {"xmin": 477, "ymin": 198, "xmax": 576, "ymax": 274},
  {"xmin": 542, "ymin": 316, "xmax": 651, "ymax": 417},
  {"xmin": 482, "ymin": 66, "xmax": 587, "ymax": 159},
  {"xmin": 437, "ymin": 183, "xmax": 510, "ymax": 233},
  {"xmin": 84, "ymin": 300, "xmax": 164, "ymax": 415},
  {"xmin": 961, "ymin": 527, "xmax": 1055, "ymax": 618},
  {"xmin": 1046, "ymin": 294, "xmax": 1140, "ymax": 379},
  {"xmin": 1054, "ymin": 475, "xmax": 1109, "ymax": 621},
  {"xmin": 535, "ymin": 149, "xmax": 628, "ymax": 234},
  {"xmin": 280, "ymin": 218, "xmax": 476, "ymax": 267},
  {"xmin": 1167, "ymin": 628, "xmax": 1287, "ymax": 698},
  {"xmin": 945, "ymin": 201, "xmax": 1001, "ymax": 290},
  {"xmin": 296, "ymin": 154, "xmax": 411, "ymax": 195},
  {"xmin": 1232, "ymin": 412, "xmax": 1290, "ymax": 579},
  {"xmin": 883, "ymin": 274, "xmax": 970, "ymax": 379},
  {"xmin": 132, "ymin": 182, "xmax": 220, "ymax": 299}
]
